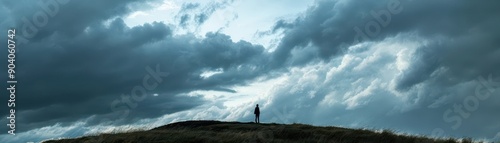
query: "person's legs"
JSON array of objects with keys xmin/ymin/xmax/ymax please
[
  {"xmin": 257, "ymin": 114, "xmax": 260, "ymax": 123},
  {"xmin": 255, "ymin": 115, "xmax": 258, "ymax": 123}
]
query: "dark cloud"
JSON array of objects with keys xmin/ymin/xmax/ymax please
[
  {"xmin": 175, "ymin": 0, "xmax": 235, "ymax": 28},
  {"xmin": 395, "ymin": 42, "xmax": 444, "ymax": 91},
  {"xmin": 179, "ymin": 14, "xmax": 190, "ymax": 27},
  {"xmin": 270, "ymin": 0, "xmax": 386, "ymax": 66},
  {"xmin": 1, "ymin": 0, "xmax": 161, "ymax": 41},
  {"xmin": 195, "ymin": 14, "xmax": 209, "ymax": 25},
  {"xmin": 270, "ymin": 0, "xmax": 500, "ymax": 69},
  {"xmin": 2, "ymin": 0, "xmax": 500, "ymax": 142},
  {"xmin": 177, "ymin": 3, "xmax": 199, "ymax": 27},
  {"xmin": 1, "ymin": 17, "xmax": 271, "ymax": 132},
  {"xmin": 265, "ymin": 0, "xmax": 500, "ymax": 98},
  {"xmin": 180, "ymin": 3, "xmax": 200, "ymax": 12},
  {"xmin": 257, "ymin": 0, "xmax": 500, "ymax": 140},
  {"xmin": 0, "ymin": 0, "xmax": 270, "ymax": 133},
  {"xmin": 271, "ymin": 19, "xmax": 295, "ymax": 33}
]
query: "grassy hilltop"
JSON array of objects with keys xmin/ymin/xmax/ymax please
[{"xmin": 44, "ymin": 120, "xmax": 467, "ymax": 143}]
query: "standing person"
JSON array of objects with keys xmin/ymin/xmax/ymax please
[{"xmin": 254, "ymin": 104, "xmax": 260, "ymax": 123}]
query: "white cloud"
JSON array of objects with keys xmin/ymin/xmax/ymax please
[
  {"xmin": 157, "ymin": 1, "xmax": 179, "ymax": 10},
  {"xmin": 127, "ymin": 11, "xmax": 150, "ymax": 19},
  {"xmin": 200, "ymin": 68, "xmax": 224, "ymax": 79}
]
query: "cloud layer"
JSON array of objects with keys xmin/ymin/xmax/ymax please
[{"xmin": 1, "ymin": 0, "xmax": 500, "ymax": 142}]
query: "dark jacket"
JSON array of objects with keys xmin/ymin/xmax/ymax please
[{"xmin": 254, "ymin": 107, "xmax": 260, "ymax": 115}]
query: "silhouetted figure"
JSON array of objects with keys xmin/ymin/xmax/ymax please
[{"xmin": 254, "ymin": 104, "xmax": 260, "ymax": 123}]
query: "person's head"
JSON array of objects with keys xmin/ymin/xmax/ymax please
[{"xmin": 256, "ymin": 104, "xmax": 259, "ymax": 107}]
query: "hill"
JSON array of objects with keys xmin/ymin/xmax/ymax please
[{"xmin": 44, "ymin": 120, "xmax": 465, "ymax": 143}]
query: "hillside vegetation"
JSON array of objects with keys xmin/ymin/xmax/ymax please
[{"xmin": 45, "ymin": 120, "xmax": 468, "ymax": 143}]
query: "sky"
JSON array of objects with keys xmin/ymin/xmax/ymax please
[{"xmin": 1, "ymin": 0, "xmax": 500, "ymax": 142}]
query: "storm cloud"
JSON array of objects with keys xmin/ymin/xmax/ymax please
[
  {"xmin": 259, "ymin": 0, "xmax": 500, "ymax": 139},
  {"xmin": 1, "ymin": 0, "xmax": 500, "ymax": 142},
  {"xmin": 1, "ymin": 0, "xmax": 270, "ymax": 134},
  {"xmin": 176, "ymin": 0, "xmax": 235, "ymax": 29}
]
